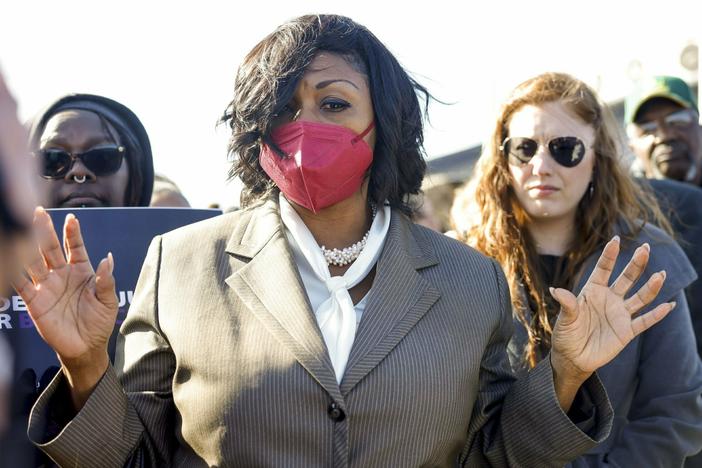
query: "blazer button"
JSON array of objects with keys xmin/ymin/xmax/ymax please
[{"xmin": 327, "ymin": 402, "xmax": 346, "ymax": 422}]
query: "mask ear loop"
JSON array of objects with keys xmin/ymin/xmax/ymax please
[{"xmin": 351, "ymin": 121, "xmax": 375, "ymax": 144}]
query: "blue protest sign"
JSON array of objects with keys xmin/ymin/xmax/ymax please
[{"xmin": 1, "ymin": 207, "xmax": 221, "ymax": 375}]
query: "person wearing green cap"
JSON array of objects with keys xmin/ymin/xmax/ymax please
[
  {"xmin": 625, "ymin": 77, "xmax": 702, "ymax": 365},
  {"xmin": 626, "ymin": 75, "xmax": 702, "ymax": 185}
]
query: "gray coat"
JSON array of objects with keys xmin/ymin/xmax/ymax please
[
  {"xmin": 30, "ymin": 200, "xmax": 613, "ymax": 467},
  {"xmin": 508, "ymin": 223, "xmax": 702, "ymax": 467}
]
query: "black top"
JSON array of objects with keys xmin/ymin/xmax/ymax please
[
  {"xmin": 525, "ymin": 254, "xmax": 569, "ymax": 311},
  {"xmin": 537, "ymin": 254, "xmax": 565, "ymax": 290}
]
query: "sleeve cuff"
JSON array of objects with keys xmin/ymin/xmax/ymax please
[
  {"xmin": 27, "ymin": 365, "xmax": 143, "ymax": 467},
  {"xmin": 503, "ymin": 355, "xmax": 614, "ymax": 463},
  {"xmin": 571, "ymin": 370, "xmax": 611, "ymax": 442}
]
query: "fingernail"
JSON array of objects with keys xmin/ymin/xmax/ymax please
[
  {"xmin": 670, "ymin": 301, "xmax": 677, "ymax": 309},
  {"xmin": 612, "ymin": 235, "xmax": 620, "ymax": 243},
  {"xmin": 108, "ymin": 252, "xmax": 114, "ymax": 273},
  {"xmin": 660, "ymin": 270, "xmax": 666, "ymax": 280},
  {"xmin": 549, "ymin": 287, "xmax": 556, "ymax": 296},
  {"xmin": 643, "ymin": 243, "xmax": 650, "ymax": 252}
]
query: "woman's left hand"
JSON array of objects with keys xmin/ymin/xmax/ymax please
[{"xmin": 549, "ymin": 236, "xmax": 674, "ymax": 408}]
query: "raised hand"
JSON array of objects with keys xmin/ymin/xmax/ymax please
[
  {"xmin": 549, "ymin": 236, "xmax": 674, "ymax": 406},
  {"xmin": 13, "ymin": 207, "xmax": 118, "ymax": 407}
]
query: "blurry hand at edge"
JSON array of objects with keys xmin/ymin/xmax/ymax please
[
  {"xmin": 0, "ymin": 66, "xmax": 38, "ymax": 435},
  {"xmin": 0, "ymin": 66, "xmax": 37, "ymax": 227}
]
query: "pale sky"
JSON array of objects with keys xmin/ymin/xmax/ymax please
[{"xmin": 2, "ymin": 0, "xmax": 699, "ymax": 209}]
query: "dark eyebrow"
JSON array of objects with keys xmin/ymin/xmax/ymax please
[
  {"xmin": 316, "ymin": 79, "xmax": 359, "ymax": 90},
  {"xmin": 40, "ymin": 134, "xmax": 114, "ymax": 150}
]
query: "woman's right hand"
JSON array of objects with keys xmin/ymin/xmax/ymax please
[{"xmin": 13, "ymin": 207, "xmax": 118, "ymax": 409}]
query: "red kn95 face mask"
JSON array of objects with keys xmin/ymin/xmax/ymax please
[{"xmin": 260, "ymin": 120, "xmax": 375, "ymax": 213}]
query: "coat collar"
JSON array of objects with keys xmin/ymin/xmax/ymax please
[
  {"xmin": 340, "ymin": 210, "xmax": 441, "ymax": 395},
  {"xmin": 574, "ymin": 222, "xmax": 696, "ymax": 308},
  {"xmin": 224, "ymin": 199, "xmax": 441, "ymax": 399},
  {"xmin": 224, "ymin": 198, "xmax": 282, "ymax": 259},
  {"xmin": 224, "ymin": 198, "xmax": 341, "ymax": 400}
]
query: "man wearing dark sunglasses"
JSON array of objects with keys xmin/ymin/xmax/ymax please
[
  {"xmin": 28, "ymin": 94, "xmax": 154, "ymax": 209},
  {"xmin": 626, "ymin": 76, "xmax": 702, "ymax": 186}
]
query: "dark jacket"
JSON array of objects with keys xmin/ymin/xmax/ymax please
[
  {"xmin": 509, "ymin": 223, "xmax": 702, "ymax": 467},
  {"xmin": 645, "ymin": 177, "xmax": 702, "ymax": 357}
]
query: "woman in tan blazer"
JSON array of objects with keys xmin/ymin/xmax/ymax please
[{"xmin": 18, "ymin": 15, "xmax": 674, "ymax": 467}]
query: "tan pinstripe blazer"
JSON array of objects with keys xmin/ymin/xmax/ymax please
[{"xmin": 29, "ymin": 199, "xmax": 612, "ymax": 467}]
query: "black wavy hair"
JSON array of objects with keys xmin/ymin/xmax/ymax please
[{"xmin": 221, "ymin": 14, "xmax": 431, "ymax": 214}]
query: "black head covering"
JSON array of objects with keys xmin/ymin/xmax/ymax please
[{"xmin": 28, "ymin": 94, "xmax": 155, "ymax": 206}]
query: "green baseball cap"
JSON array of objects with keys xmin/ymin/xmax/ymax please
[{"xmin": 625, "ymin": 75, "xmax": 699, "ymax": 124}]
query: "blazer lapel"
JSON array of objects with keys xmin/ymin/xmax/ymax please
[
  {"xmin": 224, "ymin": 200, "xmax": 341, "ymax": 400},
  {"xmin": 340, "ymin": 212, "xmax": 441, "ymax": 396}
]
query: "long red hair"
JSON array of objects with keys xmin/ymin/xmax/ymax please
[{"xmin": 452, "ymin": 72, "xmax": 671, "ymax": 367}]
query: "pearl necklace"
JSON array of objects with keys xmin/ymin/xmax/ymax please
[{"xmin": 321, "ymin": 205, "xmax": 377, "ymax": 267}]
